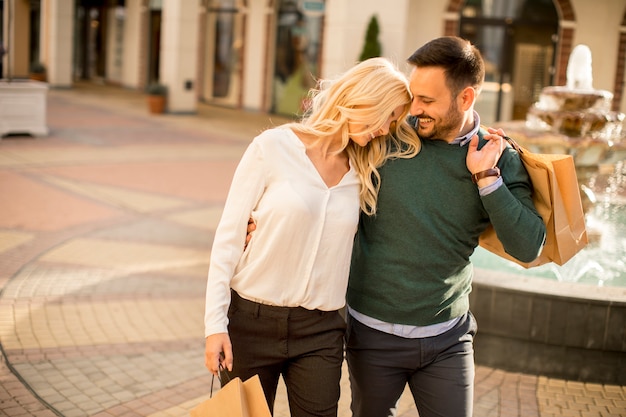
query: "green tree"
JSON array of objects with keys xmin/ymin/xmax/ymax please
[{"xmin": 359, "ymin": 15, "xmax": 382, "ymax": 61}]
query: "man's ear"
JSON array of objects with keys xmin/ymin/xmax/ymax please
[{"xmin": 459, "ymin": 86, "xmax": 476, "ymax": 111}]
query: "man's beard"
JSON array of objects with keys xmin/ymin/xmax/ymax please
[{"xmin": 416, "ymin": 101, "xmax": 463, "ymax": 141}]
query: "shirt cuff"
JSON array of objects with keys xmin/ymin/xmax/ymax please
[{"xmin": 478, "ymin": 176, "xmax": 503, "ymax": 196}]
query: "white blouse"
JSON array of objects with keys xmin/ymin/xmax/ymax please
[{"xmin": 204, "ymin": 128, "xmax": 361, "ymax": 336}]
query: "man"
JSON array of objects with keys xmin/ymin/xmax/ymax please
[{"xmin": 344, "ymin": 36, "xmax": 546, "ymax": 417}]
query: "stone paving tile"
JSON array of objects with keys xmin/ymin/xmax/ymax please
[
  {"xmin": 164, "ymin": 206, "xmax": 223, "ymax": 232},
  {"xmin": 41, "ymin": 177, "xmax": 192, "ymax": 214},
  {"xmin": 0, "ymin": 170, "xmax": 123, "ymax": 232},
  {"xmin": 38, "ymin": 238, "xmax": 208, "ymax": 270},
  {"xmin": 10, "ymin": 348, "xmax": 206, "ymax": 415},
  {"xmin": 537, "ymin": 376, "xmax": 626, "ymax": 417},
  {"xmin": 38, "ymin": 158, "xmax": 240, "ymax": 202},
  {"xmin": 90, "ymin": 218, "xmax": 212, "ymax": 249},
  {"xmin": 0, "ymin": 232, "xmax": 34, "ymax": 253}
]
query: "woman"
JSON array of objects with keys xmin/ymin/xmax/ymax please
[{"xmin": 203, "ymin": 57, "xmax": 420, "ymax": 417}]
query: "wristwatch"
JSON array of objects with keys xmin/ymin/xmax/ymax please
[{"xmin": 471, "ymin": 167, "xmax": 501, "ymax": 184}]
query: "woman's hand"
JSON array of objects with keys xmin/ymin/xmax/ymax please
[{"xmin": 204, "ymin": 333, "xmax": 233, "ymax": 376}]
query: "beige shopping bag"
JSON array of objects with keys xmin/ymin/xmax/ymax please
[
  {"xmin": 190, "ymin": 374, "xmax": 271, "ymax": 417},
  {"xmin": 479, "ymin": 136, "xmax": 588, "ymax": 268}
]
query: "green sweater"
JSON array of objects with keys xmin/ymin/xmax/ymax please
[{"xmin": 346, "ymin": 129, "xmax": 545, "ymax": 326}]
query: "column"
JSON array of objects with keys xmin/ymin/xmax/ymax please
[
  {"xmin": 41, "ymin": 0, "xmax": 75, "ymax": 87},
  {"xmin": 160, "ymin": 0, "xmax": 199, "ymax": 113},
  {"xmin": 4, "ymin": 0, "xmax": 30, "ymax": 78}
]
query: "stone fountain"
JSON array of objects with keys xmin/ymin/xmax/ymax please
[
  {"xmin": 527, "ymin": 45, "xmax": 624, "ymax": 145},
  {"xmin": 469, "ymin": 45, "xmax": 626, "ymax": 385},
  {"xmin": 498, "ymin": 44, "xmax": 625, "ymax": 166},
  {"xmin": 492, "ymin": 43, "xmax": 626, "ymax": 261}
]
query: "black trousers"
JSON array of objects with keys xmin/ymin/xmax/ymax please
[
  {"xmin": 346, "ymin": 311, "xmax": 477, "ymax": 417},
  {"xmin": 223, "ymin": 291, "xmax": 346, "ymax": 417}
]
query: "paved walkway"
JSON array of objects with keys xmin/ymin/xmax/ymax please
[{"xmin": 0, "ymin": 83, "xmax": 624, "ymax": 417}]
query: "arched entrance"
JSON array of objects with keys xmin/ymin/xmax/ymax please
[{"xmin": 445, "ymin": 0, "xmax": 576, "ymax": 125}]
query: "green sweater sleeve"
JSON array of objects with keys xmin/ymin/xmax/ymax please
[{"xmin": 482, "ymin": 143, "xmax": 546, "ymax": 262}]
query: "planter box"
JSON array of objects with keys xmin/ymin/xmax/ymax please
[{"xmin": 0, "ymin": 80, "xmax": 49, "ymax": 138}]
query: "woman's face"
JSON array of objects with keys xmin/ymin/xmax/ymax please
[{"xmin": 348, "ymin": 104, "xmax": 406, "ymax": 147}]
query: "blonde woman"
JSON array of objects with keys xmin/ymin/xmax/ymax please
[{"xmin": 203, "ymin": 57, "xmax": 420, "ymax": 417}]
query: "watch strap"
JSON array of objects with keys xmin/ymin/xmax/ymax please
[{"xmin": 471, "ymin": 167, "xmax": 501, "ymax": 184}]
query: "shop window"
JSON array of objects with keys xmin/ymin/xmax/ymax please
[
  {"xmin": 203, "ymin": 0, "xmax": 243, "ymax": 106},
  {"xmin": 272, "ymin": 0, "xmax": 324, "ymax": 116}
]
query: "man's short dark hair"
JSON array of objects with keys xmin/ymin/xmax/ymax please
[{"xmin": 407, "ymin": 36, "xmax": 485, "ymax": 97}]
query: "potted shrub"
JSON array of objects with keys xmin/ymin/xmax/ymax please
[
  {"xmin": 146, "ymin": 82, "xmax": 167, "ymax": 114},
  {"xmin": 29, "ymin": 61, "xmax": 47, "ymax": 82}
]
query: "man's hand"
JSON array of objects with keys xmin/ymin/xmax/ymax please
[
  {"xmin": 466, "ymin": 127, "xmax": 506, "ymax": 186},
  {"xmin": 244, "ymin": 217, "xmax": 256, "ymax": 249},
  {"xmin": 204, "ymin": 333, "xmax": 233, "ymax": 376}
]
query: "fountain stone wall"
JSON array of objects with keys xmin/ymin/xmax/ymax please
[{"xmin": 470, "ymin": 272, "xmax": 626, "ymax": 385}]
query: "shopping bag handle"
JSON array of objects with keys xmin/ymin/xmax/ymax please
[
  {"xmin": 477, "ymin": 125, "xmax": 524, "ymax": 155},
  {"xmin": 503, "ymin": 135, "xmax": 525, "ymax": 155},
  {"xmin": 209, "ymin": 363, "xmax": 232, "ymax": 398}
]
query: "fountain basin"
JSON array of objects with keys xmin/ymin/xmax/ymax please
[{"xmin": 470, "ymin": 268, "xmax": 626, "ymax": 385}]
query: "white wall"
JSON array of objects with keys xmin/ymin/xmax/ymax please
[
  {"xmin": 322, "ymin": 0, "xmax": 416, "ymax": 78},
  {"xmin": 161, "ymin": 0, "xmax": 199, "ymax": 113},
  {"xmin": 121, "ymin": 0, "xmax": 142, "ymax": 89},
  {"xmin": 242, "ymin": 1, "xmax": 272, "ymax": 111},
  {"xmin": 569, "ymin": 0, "xmax": 626, "ymax": 95},
  {"xmin": 322, "ymin": 0, "xmax": 360, "ymax": 77},
  {"xmin": 43, "ymin": 0, "xmax": 74, "ymax": 87},
  {"xmin": 402, "ymin": 0, "xmax": 449, "ymax": 68}
]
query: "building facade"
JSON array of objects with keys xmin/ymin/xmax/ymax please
[{"xmin": 2, "ymin": 0, "xmax": 626, "ymax": 125}]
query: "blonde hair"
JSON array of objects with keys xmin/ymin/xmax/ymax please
[{"xmin": 284, "ymin": 57, "xmax": 421, "ymax": 215}]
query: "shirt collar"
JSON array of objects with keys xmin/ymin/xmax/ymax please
[{"xmin": 450, "ymin": 111, "xmax": 481, "ymax": 146}]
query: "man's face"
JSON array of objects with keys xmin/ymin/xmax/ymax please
[{"xmin": 408, "ymin": 66, "xmax": 463, "ymax": 142}]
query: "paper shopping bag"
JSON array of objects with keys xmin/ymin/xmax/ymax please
[
  {"xmin": 190, "ymin": 374, "xmax": 271, "ymax": 417},
  {"xmin": 479, "ymin": 136, "xmax": 588, "ymax": 268}
]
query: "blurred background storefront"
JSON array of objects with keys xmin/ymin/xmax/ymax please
[{"xmin": 2, "ymin": 0, "xmax": 625, "ymax": 123}]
